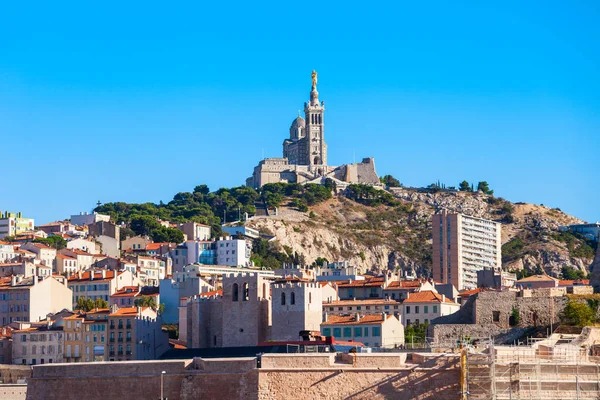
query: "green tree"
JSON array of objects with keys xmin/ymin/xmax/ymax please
[
  {"xmin": 380, "ymin": 175, "xmax": 401, "ymax": 188},
  {"xmin": 561, "ymin": 265, "xmax": 586, "ymax": 280},
  {"xmin": 33, "ymin": 236, "xmax": 67, "ymax": 250},
  {"xmin": 75, "ymin": 297, "xmax": 108, "ymax": 312},
  {"xmin": 134, "ymin": 295, "xmax": 165, "ymax": 314},
  {"xmin": 311, "ymin": 257, "xmax": 329, "ymax": 268},
  {"xmin": 477, "ymin": 181, "xmax": 494, "ymax": 195},
  {"xmin": 459, "ymin": 180, "xmax": 471, "ymax": 192},
  {"xmin": 561, "ymin": 300, "xmax": 596, "ymax": 326}
]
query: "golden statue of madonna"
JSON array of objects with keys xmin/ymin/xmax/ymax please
[{"xmin": 311, "ymin": 70, "xmax": 317, "ymax": 88}]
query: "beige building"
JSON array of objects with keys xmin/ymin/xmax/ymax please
[
  {"xmin": 323, "ymin": 298, "xmax": 403, "ymax": 320},
  {"xmin": 66, "ymin": 238, "xmax": 98, "ymax": 254},
  {"xmin": 177, "ymin": 222, "xmax": 211, "ymax": 241},
  {"xmin": 55, "ymin": 254, "xmax": 78, "ymax": 275},
  {"xmin": 0, "ymin": 262, "xmax": 36, "ymax": 278},
  {"xmin": 0, "ymin": 241, "xmax": 18, "ymax": 262},
  {"xmin": 107, "ymin": 305, "xmax": 168, "ymax": 361},
  {"xmin": 137, "ymin": 256, "xmax": 165, "ymax": 286},
  {"xmin": 67, "ymin": 269, "xmax": 141, "ymax": 307},
  {"xmin": 0, "ymin": 276, "xmax": 73, "ymax": 325},
  {"xmin": 321, "ymin": 314, "xmax": 404, "ymax": 348},
  {"xmin": 122, "ymin": 236, "xmax": 151, "ymax": 252},
  {"xmin": 432, "ymin": 211, "xmax": 502, "ymax": 291},
  {"xmin": 20, "ymin": 243, "xmax": 56, "ymax": 268},
  {"xmin": 402, "ymin": 290, "xmax": 460, "ymax": 326},
  {"xmin": 62, "ymin": 314, "xmax": 84, "ymax": 362},
  {"xmin": 12, "ymin": 321, "xmax": 64, "ymax": 365},
  {"xmin": 271, "ymin": 281, "xmax": 322, "ymax": 341},
  {"xmin": 58, "ymin": 248, "xmax": 94, "ymax": 270}
]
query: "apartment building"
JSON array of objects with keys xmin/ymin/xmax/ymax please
[
  {"xmin": 0, "ymin": 276, "xmax": 73, "ymax": 325},
  {"xmin": 0, "ymin": 212, "xmax": 35, "ymax": 239},
  {"xmin": 12, "ymin": 322, "xmax": 64, "ymax": 365},
  {"xmin": 402, "ymin": 290, "xmax": 460, "ymax": 326},
  {"xmin": 432, "ymin": 211, "xmax": 502, "ymax": 291},
  {"xmin": 67, "ymin": 270, "xmax": 141, "ymax": 307},
  {"xmin": 321, "ymin": 314, "xmax": 404, "ymax": 348},
  {"xmin": 322, "ymin": 299, "xmax": 403, "ymax": 320},
  {"xmin": 20, "ymin": 243, "xmax": 57, "ymax": 268},
  {"xmin": 216, "ymin": 237, "xmax": 252, "ymax": 267},
  {"xmin": 107, "ymin": 306, "xmax": 168, "ymax": 361},
  {"xmin": 0, "ymin": 242, "xmax": 18, "ymax": 262},
  {"xmin": 136, "ymin": 256, "xmax": 165, "ymax": 287},
  {"xmin": 177, "ymin": 222, "xmax": 211, "ymax": 241},
  {"xmin": 70, "ymin": 212, "xmax": 110, "ymax": 227},
  {"xmin": 55, "ymin": 254, "xmax": 78, "ymax": 275},
  {"xmin": 0, "ymin": 262, "xmax": 37, "ymax": 278}
]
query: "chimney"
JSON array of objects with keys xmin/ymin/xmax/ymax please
[
  {"xmin": 406, "ymin": 292, "xmax": 410, "ymax": 300},
  {"xmin": 324, "ymin": 312, "xmax": 328, "ymax": 322},
  {"xmin": 90, "ymin": 272, "xmax": 94, "ymax": 281},
  {"xmin": 355, "ymin": 313, "xmax": 361, "ymax": 322},
  {"xmin": 102, "ymin": 270, "xmax": 106, "ymax": 279},
  {"xmin": 442, "ymin": 294, "xmax": 446, "ymax": 302},
  {"xmin": 11, "ymin": 276, "xmax": 16, "ymax": 286},
  {"xmin": 78, "ymin": 270, "xmax": 82, "ymax": 280},
  {"xmin": 33, "ymin": 275, "xmax": 38, "ymax": 285},
  {"xmin": 384, "ymin": 273, "xmax": 389, "ymax": 287}
]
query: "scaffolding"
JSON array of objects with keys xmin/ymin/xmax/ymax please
[{"xmin": 466, "ymin": 342, "xmax": 600, "ymax": 400}]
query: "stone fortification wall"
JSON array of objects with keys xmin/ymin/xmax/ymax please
[
  {"xmin": 0, "ymin": 385, "xmax": 26, "ymax": 400},
  {"xmin": 429, "ymin": 324, "xmax": 509, "ymax": 345},
  {"xmin": 25, "ymin": 354, "xmax": 460, "ymax": 400},
  {"xmin": 0, "ymin": 365, "xmax": 32, "ymax": 384}
]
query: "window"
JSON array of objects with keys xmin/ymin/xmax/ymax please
[
  {"xmin": 333, "ymin": 328, "xmax": 341, "ymax": 337},
  {"xmin": 364, "ymin": 327, "xmax": 369, "ymax": 336},
  {"xmin": 406, "ymin": 306, "xmax": 410, "ymax": 314},
  {"xmin": 415, "ymin": 306, "xmax": 419, "ymax": 313},
  {"xmin": 290, "ymin": 292, "xmax": 295, "ymax": 305},
  {"xmin": 433, "ymin": 305, "xmax": 438, "ymax": 313},
  {"xmin": 493, "ymin": 311, "xmax": 500, "ymax": 322},
  {"xmin": 424, "ymin": 306, "xmax": 428, "ymax": 313},
  {"xmin": 243, "ymin": 283, "xmax": 249, "ymax": 301},
  {"xmin": 281, "ymin": 292, "xmax": 286, "ymax": 306},
  {"xmin": 356, "ymin": 306, "xmax": 361, "ymax": 310},
  {"xmin": 354, "ymin": 327, "xmax": 362, "ymax": 337},
  {"xmin": 372, "ymin": 327, "xmax": 381, "ymax": 337},
  {"xmin": 343, "ymin": 327, "xmax": 351, "ymax": 338},
  {"xmin": 232, "ymin": 283, "xmax": 239, "ymax": 302},
  {"xmin": 406, "ymin": 319, "xmax": 411, "ymax": 325}
]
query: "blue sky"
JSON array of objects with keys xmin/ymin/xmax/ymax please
[{"xmin": 1, "ymin": 1, "xmax": 598, "ymax": 224}]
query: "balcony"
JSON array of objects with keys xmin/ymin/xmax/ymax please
[
  {"xmin": 126, "ymin": 351, "xmax": 132, "ymax": 355},
  {"xmin": 109, "ymin": 351, "xmax": 115, "ymax": 356},
  {"xmin": 126, "ymin": 337, "xmax": 131, "ymax": 342},
  {"xmin": 109, "ymin": 338, "xmax": 115, "ymax": 343},
  {"xmin": 126, "ymin": 324, "xmax": 132, "ymax": 330},
  {"xmin": 117, "ymin": 351, "xmax": 123, "ymax": 356},
  {"xmin": 117, "ymin": 324, "xmax": 123, "ymax": 329},
  {"xmin": 109, "ymin": 325, "xmax": 115, "ymax": 330},
  {"xmin": 118, "ymin": 338, "xmax": 123, "ymax": 342}
]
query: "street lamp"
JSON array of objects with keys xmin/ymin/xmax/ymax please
[{"xmin": 160, "ymin": 370, "xmax": 166, "ymax": 400}]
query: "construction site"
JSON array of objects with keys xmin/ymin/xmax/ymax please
[{"xmin": 461, "ymin": 327, "xmax": 600, "ymax": 399}]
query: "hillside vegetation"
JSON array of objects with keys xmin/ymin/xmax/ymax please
[{"xmin": 94, "ymin": 182, "xmax": 597, "ymax": 279}]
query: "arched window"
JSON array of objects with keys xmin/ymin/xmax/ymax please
[
  {"xmin": 232, "ymin": 283, "xmax": 239, "ymax": 302},
  {"xmin": 281, "ymin": 292, "xmax": 286, "ymax": 305},
  {"xmin": 243, "ymin": 282, "xmax": 249, "ymax": 301},
  {"xmin": 290, "ymin": 292, "xmax": 296, "ymax": 305}
]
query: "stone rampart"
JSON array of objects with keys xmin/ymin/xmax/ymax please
[
  {"xmin": 0, "ymin": 365, "xmax": 32, "ymax": 384},
  {"xmin": 0, "ymin": 384, "xmax": 27, "ymax": 400},
  {"xmin": 25, "ymin": 354, "xmax": 461, "ymax": 400}
]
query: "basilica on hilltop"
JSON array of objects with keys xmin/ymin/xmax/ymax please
[{"xmin": 246, "ymin": 71, "xmax": 380, "ymax": 189}]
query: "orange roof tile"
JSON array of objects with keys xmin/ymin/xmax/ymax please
[
  {"xmin": 404, "ymin": 290, "xmax": 457, "ymax": 304},
  {"xmin": 67, "ymin": 270, "xmax": 116, "ymax": 282},
  {"xmin": 109, "ymin": 307, "xmax": 151, "ymax": 316},
  {"xmin": 324, "ymin": 299, "xmax": 402, "ymax": 307},
  {"xmin": 322, "ymin": 314, "xmax": 392, "ymax": 325},
  {"xmin": 558, "ymin": 279, "xmax": 590, "ymax": 287}
]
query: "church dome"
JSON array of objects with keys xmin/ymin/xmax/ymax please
[{"xmin": 290, "ymin": 116, "xmax": 305, "ymax": 129}]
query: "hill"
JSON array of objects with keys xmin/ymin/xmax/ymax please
[{"xmin": 94, "ymin": 183, "xmax": 597, "ymax": 279}]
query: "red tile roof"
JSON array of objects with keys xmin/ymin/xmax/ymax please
[
  {"xmin": 558, "ymin": 279, "xmax": 590, "ymax": 287},
  {"xmin": 67, "ymin": 270, "xmax": 117, "ymax": 282},
  {"xmin": 109, "ymin": 306, "xmax": 151, "ymax": 317},
  {"xmin": 322, "ymin": 314, "xmax": 392, "ymax": 325},
  {"xmin": 384, "ymin": 280, "xmax": 425, "ymax": 289},
  {"xmin": 404, "ymin": 290, "xmax": 457, "ymax": 304},
  {"xmin": 324, "ymin": 299, "xmax": 402, "ymax": 307},
  {"xmin": 337, "ymin": 277, "xmax": 385, "ymax": 288}
]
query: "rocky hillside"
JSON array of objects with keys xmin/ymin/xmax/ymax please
[{"xmin": 246, "ymin": 187, "xmax": 597, "ymax": 278}]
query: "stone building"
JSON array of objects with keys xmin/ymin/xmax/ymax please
[
  {"xmin": 246, "ymin": 71, "xmax": 380, "ymax": 189},
  {"xmin": 186, "ymin": 273, "xmax": 272, "ymax": 348},
  {"xmin": 271, "ymin": 281, "xmax": 322, "ymax": 341},
  {"xmin": 12, "ymin": 321, "xmax": 64, "ymax": 365}
]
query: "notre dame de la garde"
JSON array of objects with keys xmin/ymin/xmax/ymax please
[{"xmin": 246, "ymin": 71, "xmax": 380, "ymax": 189}]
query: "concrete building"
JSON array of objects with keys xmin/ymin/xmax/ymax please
[
  {"xmin": 89, "ymin": 221, "xmax": 121, "ymax": 258},
  {"xmin": 0, "ymin": 211, "xmax": 35, "ymax": 239},
  {"xmin": 0, "ymin": 262, "xmax": 36, "ymax": 278},
  {"xmin": 559, "ymin": 222, "xmax": 600, "ymax": 242},
  {"xmin": 323, "ymin": 299, "xmax": 403, "ymax": 320},
  {"xmin": 107, "ymin": 305, "xmax": 168, "ymax": 361},
  {"xmin": 121, "ymin": 236, "xmax": 151, "ymax": 252},
  {"xmin": 271, "ymin": 281, "xmax": 322, "ymax": 341},
  {"xmin": 402, "ymin": 290, "xmax": 460, "ymax": 326},
  {"xmin": 37, "ymin": 221, "xmax": 76, "ymax": 235},
  {"xmin": 246, "ymin": 72, "xmax": 380, "ymax": 189},
  {"xmin": 67, "ymin": 270, "xmax": 141, "ymax": 307},
  {"xmin": 0, "ymin": 241, "xmax": 18, "ymax": 262},
  {"xmin": 216, "ymin": 237, "xmax": 252, "ymax": 267},
  {"xmin": 221, "ymin": 225, "xmax": 259, "ymax": 239},
  {"xmin": 315, "ymin": 261, "xmax": 363, "ymax": 282},
  {"xmin": 477, "ymin": 267, "xmax": 517, "ymax": 289},
  {"xmin": 160, "ymin": 272, "xmax": 215, "ymax": 324},
  {"xmin": 136, "ymin": 256, "xmax": 166, "ymax": 286},
  {"xmin": 12, "ymin": 322, "xmax": 64, "ymax": 365},
  {"xmin": 20, "ymin": 242, "xmax": 56, "ymax": 268},
  {"xmin": 432, "ymin": 211, "xmax": 502, "ymax": 291},
  {"xmin": 70, "ymin": 212, "xmax": 110, "ymax": 227},
  {"xmin": 177, "ymin": 222, "xmax": 211, "ymax": 241},
  {"xmin": 55, "ymin": 254, "xmax": 78, "ymax": 276},
  {"xmin": 321, "ymin": 314, "xmax": 404, "ymax": 348},
  {"xmin": 109, "ymin": 286, "xmax": 160, "ymax": 308},
  {"xmin": 0, "ymin": 276, "xmax": 72, "ymax": 325},
  {"xmin": 184, "ymin": 240, "xmax": 217, "ymax": 266},
  {"xmin": 65, "ymin": 238, "xmax": 98, "ymax": 254},
  {"xmin": 0, "ymin": 326, "xmax": 14, "ymax": 364},
  {"xmin": 58, "ymin": 248, "xmax": 94, "ymax": 270},
  {"xmin": 515, "ymin": 275, "xmax": 559, "ymax": 289}
]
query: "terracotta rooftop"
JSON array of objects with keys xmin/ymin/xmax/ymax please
[
  {"xmin": 67, "ymin": 270, "xmax": 118, "ymax": 282},
  {"xmin": 322, "ymin": 314, "xmax": 392, "ymax": 325},
  {"xmin": 337, "ymin": 277, "xmax": 385, "ymax": 288},
  {"xmin": 558, "ymin": 279, "xmax": 590, "ymax": 287},
  {"xmin": 56, "ymin": 254, "xmax": 76, "ymax": 260},
  {"xmin": 384, "ymin": 280, "xmax": 426, "ymax": 289},
  {"xmin": 404, "ymin": 290, "xmax": 458, "ymax": 304},
  {"xmin": 459, "ymin": 288, "xmax": 484, "ymax": 297},
  {"xmin": 109, "ymin": 306, "xmax": 152, "ymax": 317},
  {"xmin": 324, "ymin": 299, "xmax": 402, "ymax": 307}
]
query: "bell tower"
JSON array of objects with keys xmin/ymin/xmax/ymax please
[{"xmin": 304, "ymin": 70, "xmax": 327, "ymax": 169}]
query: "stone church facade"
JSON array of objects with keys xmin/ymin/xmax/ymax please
[{"xmin": 246, "ymin": 72, "xmax": 380, "ymax": 189}]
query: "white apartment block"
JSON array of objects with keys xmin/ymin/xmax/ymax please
[
  {"xmin": 0, "ymin": 212, "xmax": 35, "ymax": 239},
  {"xmin": 70, "ymin": 212, "xmax": 110, "ymax": 227},
  {"xmin": 432, "ymin": 211, "xmax": 502, "ymax": 291},
  {"xmin": 216, "ymin": 237, "xmax": 252, "ymax": 267}
]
